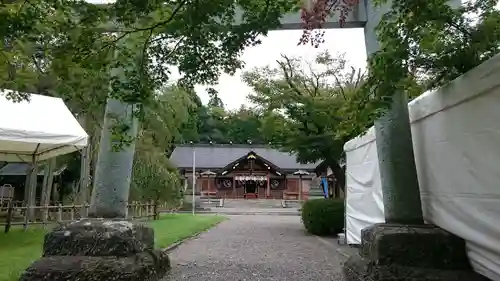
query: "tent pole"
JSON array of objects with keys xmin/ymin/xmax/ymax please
[
  {"xmin": 41, "ymin": 158, "xmax": 56, "ymax": 224},
  {"xmin": 23, "ymin": 168, "xmax": 31, "ymax": 205},
  {"xmin": 25, "ymin": 153, "xmax": 39, "ymax": 230},
  {"xmin": 79, "ymin": 145, "xmax": 90, "ymax": 217}
]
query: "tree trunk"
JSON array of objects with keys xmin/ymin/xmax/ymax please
[{"xmin": 326, "ymin": 159, "xmax": 345, "ymax": 196}]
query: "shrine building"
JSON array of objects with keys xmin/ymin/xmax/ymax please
[{"xmin": 170, "ymin": 144, "xmax": 320, "ymax": 200}]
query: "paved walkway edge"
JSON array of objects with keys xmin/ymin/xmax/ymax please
[
  {"xmin": 163, "ymin": 220, "xmax": 225, "ymax": 253},
  {"xmin": 315, "ymin": 236, "xmax": 358, "ymax": 259},
  {"xmin": 176, "ymin": 211, "xmax": 300, "ymax": 216}
]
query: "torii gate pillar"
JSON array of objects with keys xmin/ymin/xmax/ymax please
[
  {"xmin": 274, "ymin": 0, "xmax": 454, "ymax": 225},
  {"xmin": 269, "ymin": 0, "xmax": 427, "ymax": 224},
  {"xmin": 307, "ymin": 1, "xmax": 488, "ymax": 281}
]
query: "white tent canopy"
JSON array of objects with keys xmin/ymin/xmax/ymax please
[{"xmin": 0, "ymin": 90, "xmax": 88, "ymax": 162}]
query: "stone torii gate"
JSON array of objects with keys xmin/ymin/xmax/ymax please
[
  {"xmin": 22, "ymin": 1, "xmax": 484, "ymax": 281},
  {"xmin": 89, "ymin": 0, "xmax": 418, "ymax": 224}
]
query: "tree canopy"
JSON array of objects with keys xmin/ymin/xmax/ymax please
[
  {"xmin": 3, "ymin": 0, "xmax": 500, "ymax": 204},
  {"xmin": 0, "ymin": 0, "xmax": 302, "ymax": 205},
  {"xmin": 242, "ymin": 51, "xmax": 366, "ymax": 189},
  {"xmin": 299, "ymin": 0, "xmax": 500, "ymax": 136}
]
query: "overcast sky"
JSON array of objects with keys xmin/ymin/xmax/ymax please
[
  {"xmin": 86, "ymin": 0, "xmax": 496, "ymax": 110},
  {"xmin": 186, "ymin": 29, "xmax": 367, "ymax": 110}
]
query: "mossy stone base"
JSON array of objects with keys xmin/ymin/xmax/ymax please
[
  {"xmin": 360, "ymin": 223, "xmax": 470, "ymax": 269},
  {"xmin": 343, "ymin": 254, "xmax": 489, "ymax": 281},
  {"xmin": 19, "ymin": 250, "xmax": 170, "ymax": 281},
  {"xmin": 342, "ymin": 223, "xmax": 490, "ymax": 281},
  {"xmin": 19, "ymin": 219, "xmax": 170, "ymax": 281},
  {"xmin": 43, "ymin": 219, "xmax": 154, "ymax": 257}
]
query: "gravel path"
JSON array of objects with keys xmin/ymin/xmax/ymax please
[{"xmin": 162, "ymin": 215, "xmax": 344, "ymax": 281}]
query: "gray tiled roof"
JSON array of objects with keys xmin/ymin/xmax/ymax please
[
  {"xmin": 0, "ymin": 163, "xmax": 31, "ymax": 175},
  {"xmin": 170, "ymin": 144, "xmax": 320, "ymax": 171},
  {"xmin": 0, "ymin": 163, "xmax": 66, "ymax": 176}
]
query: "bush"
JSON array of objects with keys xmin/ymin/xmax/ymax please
[{"xmin": 301, "ymin": 198, "xmax": 344, "ymax": 236}]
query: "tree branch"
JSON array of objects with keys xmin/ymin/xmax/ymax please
[
  {"xmin": 92, "ymin": 0, "xmax": 189, "ymax": 57},
  {"xmin": 277, "ymin": 55, "xmax": 303, "ymax": 98}
]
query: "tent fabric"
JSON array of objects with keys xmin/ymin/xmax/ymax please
[
  {"xmin": 344, "ymin": 127, "xmax": 385, "ymax": 244},
  {"xmin": 0, "ymin": 90, "xmax": 88, "ymax": 162},
  {"xmin": 343, "ymin": 54, "xmax": 500, "ymax": 280}
]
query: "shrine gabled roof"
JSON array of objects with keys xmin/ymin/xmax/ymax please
[{"xmin": 170, "ymin": 144, "xmax": 320, "ymax": 171}]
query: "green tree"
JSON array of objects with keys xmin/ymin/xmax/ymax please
[
  {"xmin": 126, "ymin": 85, "xmax": 194, "ymax": 206},
  {"xmin": 176, "ymin": 86, "xmax": 204, "ymax": 144},
  {"xmin": 224, "ymin": 106, "xmax": 266, "ymax": 144},
  {"xmin": 299, "ymin": 0, "xmax": 500, "ymax": 137},
  {"xmin": 178, "ymin": 102, "xmax": 268, "ymax": 145},
  {"xmin": 131, "ymin": 136, "xmax": 183, "ymax": 208},
  {"xmin": 207, "ymin": 88, "xmax": 225, "ymax": 109},
  {"xmin": 243, "ymin": 51, "xmax": 365, "ymax": 190},
  {"xmin": 3, "ymin": 0, "xmax": 302, "ymax": 217}
]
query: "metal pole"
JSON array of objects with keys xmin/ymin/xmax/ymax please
[
  {"xmin": 192, "ymin": 147, "xmax": 196, "ymax": 216},
  {"xmin": 299, "ymin": 175, "xmax": 302, "ymax": 202}
]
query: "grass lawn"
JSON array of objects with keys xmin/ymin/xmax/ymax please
[{"xmin": 0, "ymin": 214, "xmax": 225, "ymax": 281}]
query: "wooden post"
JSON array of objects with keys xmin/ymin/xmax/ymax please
[
  {"xmin": 70, "ymin": 204, "xmax": 75, "ymax": 220},
  {"xmin": 299, "ymin": 175, "xmax": 302, "ymax": 202},
  {"xmin": 4, "ymin": 200, "xmax": 13, "ymax": 233},
  {"xmin": 42, "ymin": 205, "xmax": 49, "ymax": 229},
  {"xmin": 22, "ymin": 203, "xmax": 28, "ymax": 231},
  {"xmin": 129, "ymin": 201, "xmax": 134, "ymax": 219},
  {"xmin": 232, "ymin": 177, "xmax": 236, "ymax": 199},
  {"xmin": 150, "ymin": 201, "xmax": 153, "ymax": 217},
  {"xmin": 266, "ymin": 173, "xmax": 270, "ymax": 198},
  {"xmin": 84, "ymin": 203, "xmax": 90, "ymax": 218},
  {"xmin": 57, "ymin": 204, "xmax": 63, "ymax": 222},
  {"xmin": 131, "ymin": 202, "xmax": 134, "ymax": 218},
  {"xmin": 153, "ymin": 200, "xmax": 159, "ymax": 220},
  {"xmin": 150, "ymin": 200, "xmax": 154, "ymax": 218},
  {"xmin": 283, "ymin": 175, "xmax": 287, "ymax": 200},
  {"xmin": 135, "ymin": 201, "xmax": 139, "ymax": 219},
  {"xmin": 125, "ymin": 203, "xmax": 128, "ymax": 219}
]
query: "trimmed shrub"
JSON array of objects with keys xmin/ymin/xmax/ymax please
[{"xmin": 301, "ymin": 198, "xmax": 344, "ymax": 236}]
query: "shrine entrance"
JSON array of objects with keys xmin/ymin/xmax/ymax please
[
  {"xmin": 234, "ymin": 175, "xmax": 267, "ymax": 199},
  {"xmin": 244, "ymin": 180, "xmax": 257, "ymax": 197}
]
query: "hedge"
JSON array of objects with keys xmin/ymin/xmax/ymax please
[{"xmin": 301, "ymin": 198, "xmax": 344, "ymax": 236}]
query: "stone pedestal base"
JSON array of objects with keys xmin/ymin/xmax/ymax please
[
  {"xmin": 19, "ymin": 219, "xmax": 170, "ymax": 281},
  {"xmin": 342, "ymin": 223, "xmax": 490, "ymax": 281}
]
